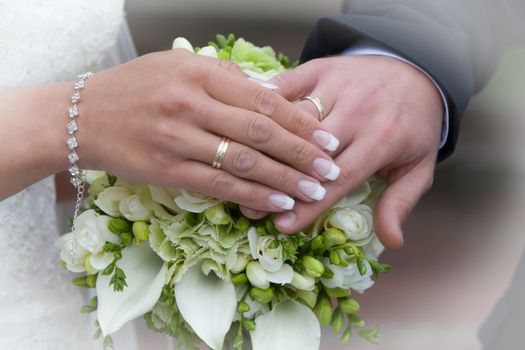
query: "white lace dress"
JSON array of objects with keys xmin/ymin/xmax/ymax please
[{"xmin": 0, "ymin": 1, "xmax": 139, "ymax": 348}]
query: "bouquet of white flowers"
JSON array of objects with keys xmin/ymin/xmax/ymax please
[{"xmin": 57, "ymin": 35, "xmax": 391, "ymax": 350}]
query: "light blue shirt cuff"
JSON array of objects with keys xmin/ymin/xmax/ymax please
[{"xmin": 344, "ymin": 42, "xmax": 450, "ymax": 149}]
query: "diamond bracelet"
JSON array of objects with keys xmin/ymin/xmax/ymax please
[{"xmin": 67, "ymin": 71, "xmax": 93, "ymax": 222}]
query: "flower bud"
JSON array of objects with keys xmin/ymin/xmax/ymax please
[
  {"xmin": 349, "ymin": 314, "xmax": 365, "ymax": 328},
  {"xmin": 172, "ymin": 37, "xmax": 194, "ymax": 52},
  {"xmin": 250, "ymin": 287, "xmax": 274, "ymax": 304},
  {"xmin": 296, "ymin": 290, "xmax": 318, "ymax": 309},
  {"xmin": 132, "ymin": 221, "xmax": 150, "ymax": 242},
  {"xmin": 72, "ymin": 276, "xmax": 90, "ymax": 288},
  {"xmin": 302, "ymin": 256, "xmax": 325, "ymax": 278},
  {"xmin": 120, "ymin": 232, "xmax": 133, "ymax": 246},
  {"xmin": 321, "ymin": 266, "xmax": 334, "ymax": 279},
  {"xmin": 246, "ymin": 261, "xmax": 269, "ymax": 289},
  {"xmin": 231, "ymin": 273, "xmax": 248, "ymax": 285},
  {"xmin": 314, "ymin": 296, "xmax": 333, "ymax": 326},
  {"xmin": 311, "ymin": 236, "xmax": 325, "ymax": 252},
  {"xmin": 86, "ymin": 274, "xmax": 98, "ymax": 288},
  {"xmin": 230, "ymin": 255, "xmax": 250, "ymax": 274},
  {"xmin": 339, "ymin": 298, "xmax": 360, "ymax": 314},
  {"xmin": 108, "ymin": 218, "xmax": 131, "ymax": 234},
  {"xmin": 331, "ymin": 308, "xmax": 344, "ymax": 333},
  {"xmin": 325, "ymin": 287, "xmax": 350, "ymax": 298},
  {"xmin": 341, "ymin": 326, "xmax": 352, "ymax": 344},
  {"xmin": 205, "ymin": 203, "xmax": 231, "ymax": 225},
  {"xmin": 243, "ymin": 320, "xmax": 256, "ymax": 331},
  {"xmin": 329, "ymin": 250, "xmax": 341, "ymax": 265},
  {"xmin": 323, "ymin": 228, "xmax": 347, "ymax": 248},
  {"xmin": 237, "ymin": 301, "xmax": 251, "ymax": 313}
]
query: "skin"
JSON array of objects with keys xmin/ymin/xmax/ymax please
[
  {"xmin": 0, "ymin": 49, "xmax": 341, "ymax": 211},
  {"xmin": 240, "ymin": 55, "xmax": 443, "ymax": 249}
]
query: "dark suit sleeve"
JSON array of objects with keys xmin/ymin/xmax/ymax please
[{"xmin": 301, "ymin": 2, "xmax": 525, "ymax": 161}]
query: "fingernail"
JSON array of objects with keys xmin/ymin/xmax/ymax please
[
  {"xmin": 268, "ymin": 194, "xmax": 295, "ymax": 210},
  {"xmin": 298, "ymin": 180, "xmax": 326, "ymax": 201},
  {"xmin": 313, "ymin": 158, "xmax": 340, "ymax": 181},
  {"xmin": 276, "ymin": 211, "xmax": 296, "ymax": 228},
  {"xmin": 248, "ymin": 77, "xmax": 279, "ymax": 90},
  {"xmin": 312, "ymin": 130, "xmax": 340, "ymax": 152}
]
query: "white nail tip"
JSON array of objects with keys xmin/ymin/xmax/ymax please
[
  {"xmin": 310, "ymin": 185, "xmax": 326, "ymax": 201},
  {"xmin": 248, "ymin": 77, "xmax": 279, "ymax": 90},
  {"xmin": 313, "ymin": 130, "xmax": 340, "ymax": 152},
  {"xmin": 325, "ymin": 135, "xmax": 340, "ymax": 152},
  {"xmin": 298, "ymin": 180, "xmax": 326, "ymax": 201},
  {"xmin": 269, "ymin": 195, "xmax": 295, "ymax": 210},
  {"xmin": 325, "ymin": 164, "xmax": 340, "ymax": 181}
]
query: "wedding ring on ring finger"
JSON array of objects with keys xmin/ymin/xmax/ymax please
[
  {"xmin": 212, "ymin": 137, "xmax": 231, "ymax": 169},
  {"xmin": 302, "ymin": 96, "xmax": 326, "ymax": 121}
]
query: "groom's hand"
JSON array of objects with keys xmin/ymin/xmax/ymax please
[{"xmin": 270, "ymin": 56, "xmax": 443, "ymax": 248}]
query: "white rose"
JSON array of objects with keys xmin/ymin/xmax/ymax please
[
  {"xmin": 119, "ymin": 194, "xmax": 152, "ymax": 221},
  {"xmin": 325, "ymin": 205, "xmax": 374, "ymax": 245},
  {"xmin": 197, "ymin": 46, "xmax": 218, "ymax": 58},
  {"xmin": 94, "ymin": 186, "xmax": 132, "ymax": 217},
  {"xmin": 76, "ymin": 211, "xmax": 119, "ymax": 254},
  {"xmin": 247, "ymin": 228, "xmax": 283, "ymax": 272},
  {"xmin": 321, "ymin": 259, "xmax": 374, "ymax": 293}
]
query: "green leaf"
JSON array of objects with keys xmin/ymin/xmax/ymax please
[{"xmin": 110, "ymin": 266, "xmax": 128, "ymax": 292}]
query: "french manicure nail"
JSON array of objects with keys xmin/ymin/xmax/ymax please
[
  {"xmin": 268, "ymin": 194, "xmax": 295, "ymax": 210},
  {"xmin": 313, "ymin": 158, "xmax": 341, "ymax": 181},
  {"xmin": 298, "ymin": 180, "xmax": 326, "ymax": 201},
  {"xmin": 312, "ymin": 130, "xmax": 340, "ymax": 152},
  {"xmin": 248, "ymin": 77, "xmax": 279, "ymax": 90},
  {"xmin": 276, "ymin": 211, "xmax": 296, "ymax": 228}
]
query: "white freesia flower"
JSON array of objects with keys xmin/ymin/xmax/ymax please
[
  {"xmin": 174, "ymin": 265, "xmax": 237, "ymax": 350},
  {"xmin": 197, "ymin": 46, "xmax": 218, "ymax": 58},
  {"xmin": 172, "ymin": 37, "xmax": 194, "ymax": 52},
  {"xmin": 97, "ymin": 243, "xmax": 167, "ymax": 336},
  {"xmin": 325, "ymin": 205, "xmax": 374, "ymax": 245},
  {"xmin": 230, "ymin": 255, "xmax": 250, "ymax": 274},
  {"xmin": 246, "ymin": 261, "xmax": 293, "ymax": 289},
  {"xmin": 174, "ymin": 190, "xmax": 222, "ymax": 213},
  {"xmin": 119, "ymin": 194, "xmax": 152, "ymax": 221},
  {"xmin": 321, "ymin": 259, "xmax": 374, "ymax": 293},
  {"xmin": 94, "ymin": 186, "xmax": 132, "ymax": 217},
  {"xmin": 251, "ymin": 299, "xmax": 321, "ymax": 350},
  {"xmin": 248, "ymin": 228, "xmax": 283, "ymax": 272},
  {"xmin": 148, "ymin": 185, "xmax": 180, "ymax": 212},
  {"xmin": 56, "ymin": 210, "xmax": 119, "ymax": 273}
]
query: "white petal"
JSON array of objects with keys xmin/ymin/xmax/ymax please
[
  {"xmin": 174, "ymin": 265, "xmax": 237, "ymax": 350},
  {"xmin": 73, "ymin": 209, "xmax": 98, "ymax": 231},
  {"xmin": 84, "ymin": 170, "xmax": 107, "ymax": 184},
  {"xmin": 172, "ymin": 37, "xmax": 194, "ymax": 52},
  {"xmin": 246, "ymin": 261, "xmax": 269, "ymax": 289},
  {"xmin": 89, "ymin": 252, "xmax": 114, "ymax": 271},
  {"xmin": 266, "ymin": 264, "xmax": 294, "ymax": 285},
  {"xmin": 96, "ymin": 216, "xmax": 120, "ymax": 244},
  {"xmin": 247, "ymin": 227, "xmax": 259, "ymax": 259},
  {"xmin": 197, "ymin": 46, "xmax": 218, "ymax": 58},
  {"xmin": 251, "ymin": 300, "xmax": 321, "ymax": 350},
  {"xmin": 148, "ymin": 185, "xmax": 180, "ymax": 212},
  {"xmin": 97, "ymin": 243, "xmax": 166, "ymax": 336},
  {"xmin": 333, "ymin": 182, "xmax": 371, "ymax": 208}
]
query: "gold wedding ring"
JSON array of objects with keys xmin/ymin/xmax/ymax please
[
  {"xmin": 302, "ymin": 96, "xmax": 326, "ymax": 121},
  {"xmin": 212, "ymin": 137, "xmax": 231, "ymax": 169}
]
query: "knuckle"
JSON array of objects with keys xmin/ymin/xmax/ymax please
[
  {"xmin": 247, "ymin": 116, "xmax": 273, "ymax": 143},
  {"xmin": 253, "ymin": 89, "xmax": 278, "ymax": 117},
  {"xmin": 158, "ymin": 87, "xmax": 193, "ymax": 114},
  {"xmin": 289, "ymin": 142, "xmax": 310, "ymax": 163},
  {"xmin": 275, "ymin": 169, "xmax": 292, "ymax": 189},
  {"xmin": 290, "ymin": 114, "xmax": 312, "ymax": 136},
  {"xmin": 209, "ymin": 172, "xmax": 234, "ymax": 198},
  {"xmin": 232, "ymin": 149, "xmax": 257, "ymax": 173},
  {"xmin": 220, "ymin": 60, "xmax": 241, "ymax": 73},
  {"xmin": 246, "ymin": 186, "xmax": 260, "ymax": 205}
]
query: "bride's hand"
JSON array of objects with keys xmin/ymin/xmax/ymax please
[{"xmin": 77, "ymin": 50, "xmax": 340, "ymax": 212}]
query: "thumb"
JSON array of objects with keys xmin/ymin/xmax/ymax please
[
  {"xmin": 270, "ymin": 63, "xmax": 318, "ymax": 101},
  {"xmin": 374, "ymin": 162, "xmax": 434, "ymax": 249}
]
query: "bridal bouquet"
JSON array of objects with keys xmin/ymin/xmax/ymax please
[{"xmin": 57, "ymin": 35, "xmax": 391, "ymax": 350}]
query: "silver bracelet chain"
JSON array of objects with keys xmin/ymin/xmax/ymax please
[{"xmin": 67, "ymin": 71, "xmax": 93, "ymax": 223}]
